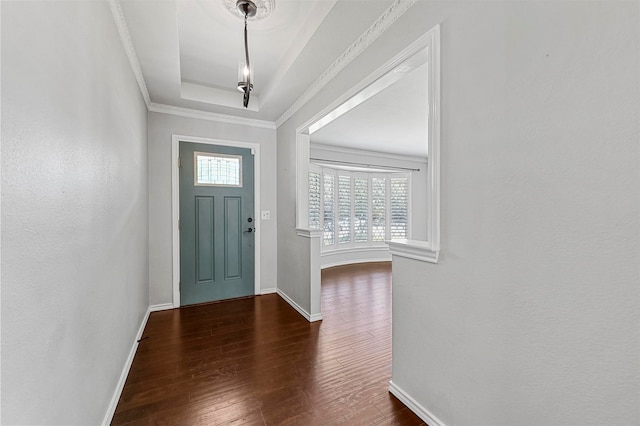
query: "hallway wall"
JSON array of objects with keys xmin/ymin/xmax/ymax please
[
  {"xmin": 1, "ymin": 1, "xmax": 149, "ymax": 424},
  {"xmin": 277, "ymin": 1, "xmax": 639, "ymax": 425},
  {"xmin": 147, "ymin": 112, "xmax": 278, "ymax": 305},
  {"xmin": 388, "ymin": 2, "xmax": 640, "ymax": 425}
]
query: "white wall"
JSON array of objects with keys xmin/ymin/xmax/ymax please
[
  {"xmin": 277, "ymin": 1, "xmax": 639, "ymax": 425},
  {"xmin": 1, "ymin": 1, "xmax": 149, "ymax": 424},
  {"xmin": 147, "ymin": 112, "xmax": 277, "ymax": 305},
  {"xmin": 388, "ymin": 2, "xmax": 639, "ymax": 425},
  {"xmin": 276, "ymin": 124, "xmax": 312, "ymax": 313}
]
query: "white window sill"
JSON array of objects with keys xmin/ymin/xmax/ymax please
[
  {"xmin": 296, "ymin": 228, "xmax": 322, "ymax": 238},
  {"xmin": 386, "ymin": 239, "xmax": 439, "ymax": 263}
]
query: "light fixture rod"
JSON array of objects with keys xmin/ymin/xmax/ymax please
[{"xmin": 243, "ymin": 14, "xmax": 251, "ymax": 107}]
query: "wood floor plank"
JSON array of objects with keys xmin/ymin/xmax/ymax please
[{"xmin": 112, "ymin": 262, "xmax": 424, "ymax": 425}]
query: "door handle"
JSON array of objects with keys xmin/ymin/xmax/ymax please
[{"xmin": 244, "ymin": 227, "xmax": 255, "ymax": 233}]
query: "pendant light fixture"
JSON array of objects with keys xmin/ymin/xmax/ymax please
[
  {"xmin": 236, "ymin": 0, "xmax": 256, "ymax": 108},
  {"xmin": 224, "ymin": 0, "xmax": 273, "ymax": 108}
]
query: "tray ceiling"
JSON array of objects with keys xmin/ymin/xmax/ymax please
[{"xmin": 117, "ymin": 0, "xmax": 427, "ymax": 157}]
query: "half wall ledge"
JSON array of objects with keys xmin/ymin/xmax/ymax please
[{"xmin": 386, "ymin": 239, "xmax": 439, "ymax": 264}]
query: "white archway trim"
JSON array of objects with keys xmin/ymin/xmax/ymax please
[
  {"xmin": 296, "ymin": 25, "xmax": 441, "ymax": 259},
  {"xmin": 425, "ymin": 26, "xmax": 441, "ymax": 254},
  {"xmin": 276, "ymin": 0, "xmax": 419, "ymax": 127}
]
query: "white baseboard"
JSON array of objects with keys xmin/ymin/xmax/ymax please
[
  {"xmin": 149, "ymin": 303, "xmax": 174, "ymax": 312},
  {"xmin": 260, "ymin": 288, "xmax": 277, "ymax": 295},
  {"xmin": 276, "ymin": 289, "xmax": 323, "ymax": 322},
  {"xmin": 309, "ymin": 312, "xmax": 323, "ymax": 321},
  {"xmin": 388, "ymin": 381, "xmax": 446, "ymax": 426},
  {"xmin": 102, "ymin": 306, "xmax": 151, "ymax": 426}
]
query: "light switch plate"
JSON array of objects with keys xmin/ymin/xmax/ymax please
[{"xmin": 261, "ymin": 210, "xmax": 271, "ymax": 220}]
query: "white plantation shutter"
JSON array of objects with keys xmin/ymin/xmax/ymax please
[
  {"xmin": 354, "ymin": 176, "xmax": 368, "ymax": 242},
  {"xmin": 390, "ymin": 176, "xmax": 409, "ymax": 239},
  {"xmin": 371, "ymin": 177, "xmax": 386, "ymax": 241},
  {"xmin": 308, "ymin": 166, "xmax": 411, "ymax": 250},
  {"xmin": 309, "ymin": 170, "xmax": 321, "ymax": 230},
  {"xmin": 338, "ymin": 175, "xmax": 351, "ymax": 244},
  {"xmin": 323, "ymin": 172, "xmax": 335, "ymax": 246}
]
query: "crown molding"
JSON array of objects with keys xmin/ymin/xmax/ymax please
[
  {"xmin": 108, "ymin": 0, "xmax": 151, "ymax": 108},
  {"xmin": 149, "ymin": 102, "xmax": 276, "ymax": 129},
  {"xmin": 181, "ymin": 82, "xmax": 261, "ymax": 112},
  {"xmin": 311, "ymin": 142, "xmax": 428, "ymax": 164},
  {"xmin": 274, "ymin": 0, "xmax": 418, "ymax": 128}
]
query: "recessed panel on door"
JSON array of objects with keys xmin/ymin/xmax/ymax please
[
  {"xmin": 195, "ymin": 196, "xmax": 214, "ymax": 283},
  {"xmin": 224, "ymin": 197, "xmax": 242, "ymax": 280}
]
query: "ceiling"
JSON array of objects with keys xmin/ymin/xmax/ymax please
[
  {"xmin": 118, "ymin": 0, "xmax": 427, "ymax": 157},
  {"xmin": 311, "ymin": 62, "xmax": 428, "ymax": 158}
]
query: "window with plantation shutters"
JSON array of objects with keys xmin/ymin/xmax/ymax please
[{"xmin": 309, "ymin": 166, "xmax": 411, "ymax": 251}]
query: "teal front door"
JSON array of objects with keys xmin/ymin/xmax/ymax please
[{"xmin": 179, "ymin": 142, "xmax": 255, "ymax": 305}]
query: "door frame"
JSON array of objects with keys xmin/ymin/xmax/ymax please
[{"xmin": 171, "ymin": 134, "xmax": 261, "ymax": 308}]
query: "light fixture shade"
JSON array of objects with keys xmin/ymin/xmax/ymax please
[{"xmin": 237, "ymin": 61, "xmax": 254, "ymax": 92}]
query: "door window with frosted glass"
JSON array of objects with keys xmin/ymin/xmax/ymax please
[{"xmin": 194, "ymin": 152, "xmax": 242, "ymax": 187}]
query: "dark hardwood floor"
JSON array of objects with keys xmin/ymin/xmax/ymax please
[{"xmin": 112, "ymin": 262, "xmax": 425, "ymax": 425}]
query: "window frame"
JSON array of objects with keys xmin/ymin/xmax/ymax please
[
  {"xmin": 310, "ymin": 164, "xmax": 412, "ymax": 253},
  {"xmin": 193, "ymin": 151, "xmax": 243, "ymax": 188}
]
